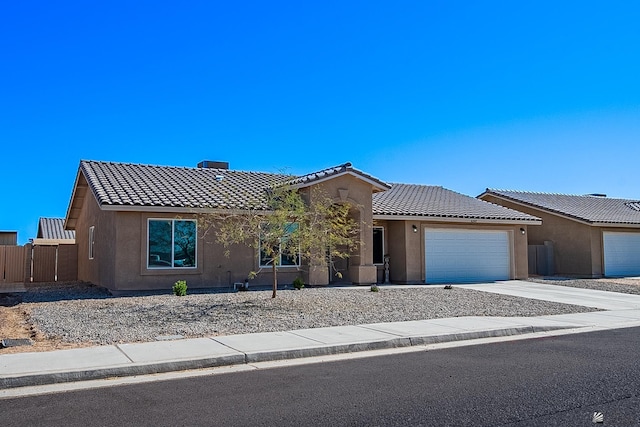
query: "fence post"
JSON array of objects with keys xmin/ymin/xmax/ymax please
[{"xmin": 24, "ymin": 243, "xmax": 32, "ymax": 283}]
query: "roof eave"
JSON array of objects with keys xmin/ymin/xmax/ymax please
[
  {"xmin": 32, "ymin": 238, "xmax": 76, "ymax": 246},
  {"xmin": 99, "ymin": 205, "xmax": 274, "ymax": 215},
  {"xmin": 479, "ymin": 191, "xmax": 594, "ymax": 226},
  {"xmin": 64, "ymin": 167, "xmax": 89, "ymax": 231},
  {"xmin": 373, "ymin": 214, "xmax": 542, "ymax": 225},
  {"xmin": 592, "ymin": 222, "xmax": 640, "ymax": 228}
]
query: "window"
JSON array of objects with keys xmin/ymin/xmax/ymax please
[
  {"xmin": 373, "ymin": 226, "xmax": 384, "ymax": 265},
  {"xmin": 148, "ymin": 219, "xmax": 197, "ymax": 269},
  {"xmin": 259, "ymin": 222, "xmax": 300, "ymax": 267},
  {"xmin": 88, "ymin": 226, "xmax": 95, "ymax": 260}
]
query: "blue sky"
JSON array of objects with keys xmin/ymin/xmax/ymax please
[{"xmin": 2, "ymin": 1, "xmax": 639, "ymax": 243}]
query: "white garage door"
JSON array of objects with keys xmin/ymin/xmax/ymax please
[
  {"xmin": 603, "ymin": 232, "xmax": 640, "ymax": 277},
  {"xmin": 425, "ymin": 229, "xmax": 511, "ymax": 284}
]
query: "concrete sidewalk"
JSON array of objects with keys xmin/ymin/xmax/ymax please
[{"xmin": 3, "ymin": 282, "xmax": 640, "ymax": 390}]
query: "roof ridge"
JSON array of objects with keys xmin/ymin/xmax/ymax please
[
  {"xmin": 487, "ymin": 188, "xmax": 638, "ymax": 202},
  {"xmin": 288, "ymin": 161, "xmax": 390, "ymax": 190},
  {"xmin": 487, "ymin": 188, "xmax": 586, "ymax": 196},
  {"xmin": 80, "ymin": 159, "xmax": 288, "ymax": 176},
  {"xmin": 388, "ymin": 183, "xmax": 442, "ymax": 188}
]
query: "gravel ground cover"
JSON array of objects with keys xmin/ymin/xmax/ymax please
[
  {"xmin": 528, "ymin": 277, "xmax": 640, "ymax": 295},
  {"xmin": 24, "ymin": 283, "xmax": 604, "ymax": 346}
]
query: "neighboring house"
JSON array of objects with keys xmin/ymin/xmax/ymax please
[
  {"xmin": 63, "ymin": 160, "xmax": 540, "ymax": 293},
  {"xmin": 479, "ymin": 190, "xmax": 640, "ymax": 278},
  {"xmin": 33, "ymin": 217, "xmax": 76, "ymax": 246},
  {"xmin": 0, "ymin": 231, "xmax": 18, "ymax": 246}
]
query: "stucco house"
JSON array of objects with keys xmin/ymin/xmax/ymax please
[
  {"xmin": 479, "ymin": 189, "xmax": 640, "ymax": 278},
  {"xmin": 63, "ymin": 160, "xmax": 540, "ymax": 293}
]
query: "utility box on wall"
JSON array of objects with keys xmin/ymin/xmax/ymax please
[{"xmin": 528, "ymin": 241, "xmax": 554, "ymax": 276}]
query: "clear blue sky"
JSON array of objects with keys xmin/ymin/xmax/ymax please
[{"xmin": 2, "ymin": 1, "xmax": 639, "ymax": 244}]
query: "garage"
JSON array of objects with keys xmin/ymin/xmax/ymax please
[
  {"xmin": 603, "ymin": 231, "xmax": 640, "ymax": 277},
  {"xmin": 425, "ymin": 229, "xmax": 511, "ymax": 283}
]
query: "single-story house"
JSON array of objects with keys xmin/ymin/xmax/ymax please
[
  {"xmin": 479, "ymin": 189, "xmax": 640, "ymax": 278},
  {"xmin": 63, "ymin": 160, "xmax": 541, "ymax": 292},
  {"xmin": 33, "ymin": 217, "xmax": 76, "ymax": 246}
]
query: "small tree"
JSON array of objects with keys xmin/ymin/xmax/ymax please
[{"xmin": 206, "ymin": 183, "xmax": 359, "ymax": 298}]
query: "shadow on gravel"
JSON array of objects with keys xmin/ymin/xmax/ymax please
[
  {"xmin": 15, "ymin": 283, "xmax": 283, "ymax": 303},
  {"xmin": 0, "ymin": 294, "xmax": 23, "ymax": 307},
  {"xmin": 18, "ymin": 283, "xmax": 113, "ymax": 303}
]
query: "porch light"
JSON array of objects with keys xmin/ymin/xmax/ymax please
[
  {"xmin": 412, "ymin": 225, "xmax": 418, "ymax": 233},
  {"xmin": 520, "ymin": 228, "xmax": 525, "ymax": 235}
]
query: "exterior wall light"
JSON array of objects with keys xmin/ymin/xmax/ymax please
[
  {"xmin": 520, "ymin": 228, "xmax": 526, "ymax": 235},
  {"xmin": 412, "ymin": 225, "xmax": 418, "ymax": 233}
]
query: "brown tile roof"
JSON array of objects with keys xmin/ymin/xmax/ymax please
[
  {"xmin": 80, "ymin": 160, "xmax": 287, "ymax": 210},
  {"xmin": 75, "ymin": 161, "xmax": 539, "ymax": 223},
  {"xmin": 287, "ymin": 162, "xmax": 390, "ymax": 191},
  {"xmin": 37, "ymin": 218, "xmax": 75, "ymax": 240},
  {"xmin": 373, "ymin": 184, "xmax": 540, "ymax": 222},
  {"xmin": 483, "ymin": 189, "xmax": 640, "ymax": 225},
  {"xmin": 78, "ymin": 160, "xmax": 390, "ymax": 211}
]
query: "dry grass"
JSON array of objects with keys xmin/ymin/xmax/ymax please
[{"xmin": 0, "ymin": 297, "xmax": 91, "ymax": 354}]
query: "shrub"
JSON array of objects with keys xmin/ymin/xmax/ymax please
[
  {"xmin": 293, "ymin": 276, "xmax": 305, "ymax": 290},
  {"xmin": 370, "ymin": 284, "xmax": 379, "ymax": 292},
  {"xmin": 173, "ymin": 280, "xmax": 188, "ymax": 296}
]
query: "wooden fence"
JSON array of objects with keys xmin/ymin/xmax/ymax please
[{"xmin": 0, "ymin": 244, "xmax": 78, "ymax": 286}]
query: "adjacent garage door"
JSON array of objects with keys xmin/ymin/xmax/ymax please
[
  {"xmin": 425, "ymin": 229, "xmax": 511, "ymax": 283},
  {"xmin": 603, "ymin": 232, "xmax": 640, "ymax": 277}
]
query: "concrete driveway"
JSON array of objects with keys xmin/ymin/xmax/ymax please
[{"xmin": 458, "ymin": 280, "xmax": 640, "ymax": 311}]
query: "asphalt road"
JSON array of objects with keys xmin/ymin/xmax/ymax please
[{"xmin": 2, "ymin": 327, "xmax": 640, "ymax": 426}]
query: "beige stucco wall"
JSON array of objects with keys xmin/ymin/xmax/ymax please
[
  {"xmin": 75, "ymin": 177, "xmax": 117, "ymax": 288},
  {"xmin": 107, "ymin": 211, "xmax": 307, "ymax": 292},
  {"xmin": 380, "ymin": 219, "xmax": 530, "ymax": 284},
  {"xmin": 304, "ymin": 175, "xmax": 379, "ymax": 285}
]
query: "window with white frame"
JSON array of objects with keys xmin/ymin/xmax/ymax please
[
  {"xmin": 259, "ymin": 222, "xmax": 300, "ymax": 267},
  {"xmin": 373, "ymin": 226, "xmax": 384, "ymax": 265},
  {"xmin": 88, "ymin": 226, "xmax": 95, "ymax": 260},
  {"xmin": 147, "ymin": 219, "xmax": 197, "ymax": 269}
]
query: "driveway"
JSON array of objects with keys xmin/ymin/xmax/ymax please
[{"xmin": 458, "ymin": 280, "xmax": 640, "ymax": 311}]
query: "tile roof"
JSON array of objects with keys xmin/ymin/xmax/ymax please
[
  {"xmin": 287, "ymin": 162, "xmax": 390, "ymax": 191},
  {"xmin": 74, "ymin": 161, "xmax": 540, "ymax": 223},
  {"xmin": 80, "ymin": 160, "xmax": 287, "ymax": 210},
  {"xmin": 37, "ymin": 218, "xmax": 76, "ymax": 240},
  {"xmin": 77, "ymin": 160, "xmax": 390, "ymax": 212},
  {"xmin": 373, "ymin": 184, "xmax": 540, "ymax": 222},
  {"xmin": 483, "ymin": 189, "xmax": 640, "ymax": 225}
]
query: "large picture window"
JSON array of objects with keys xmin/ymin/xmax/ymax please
[
  {"xmin": 148, "ymin": 219, "xmax": 197, "ymax": 269},
  {"xmin": 259, "ymin": 222, "xmax": 300, "ymax": 267}
]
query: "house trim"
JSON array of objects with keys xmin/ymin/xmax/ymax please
[{"xmin": 373, "ymin": 214, "xmax": 541, "ymax": 225}]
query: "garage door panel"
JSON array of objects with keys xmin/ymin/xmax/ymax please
[
  {"xmin": 603, "ymin": 232, "xmax": 640, "ymax": 277},
  {"xmin": 425, "ymin": 229, "xmax": 510, "ymax": 284}
]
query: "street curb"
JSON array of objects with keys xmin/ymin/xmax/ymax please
[
  {"xmin": 0, "ymin": 353, "xmax": 247, "ymax": 389},
  {"xmin": 0, "ymin": 325, "xmax": 576, "ymax": 390}
]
